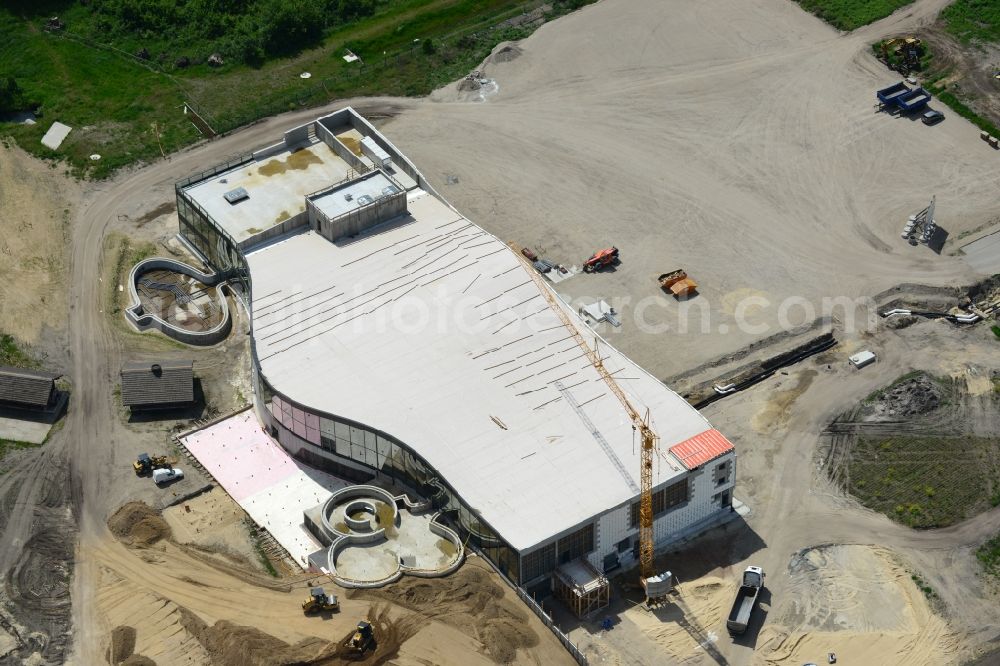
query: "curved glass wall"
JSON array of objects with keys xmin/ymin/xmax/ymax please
[{"xmin": 255, "ymin": 367, "xmax": 522, "ymax": 583}]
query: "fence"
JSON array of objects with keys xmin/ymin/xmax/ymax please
[
  {"xmin": 514, "ymin": 586, "xmax": 589, "ymax": 665},
  {"xmin": 467, "ymin": 544, "xmax": 589, "ymax": 665}
]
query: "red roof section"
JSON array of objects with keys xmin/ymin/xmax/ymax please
[{"xmin": 669, "ymin": 429, "xmax": 735, "ymax": 470}]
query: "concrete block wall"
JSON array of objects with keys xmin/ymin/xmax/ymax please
[
  {"xmin": 584, "ymin": 453, "xmax": 737, "ymax": 574},
  {"xmin": 283, "ymin": 123, "xmax": 312, "ymax": 147},
  {"xmin": 315, "ymin": 120, "xmax": 367, "ymax": 171},
  {"xmin": 317, "ymin": 191, "xmax": 407, "ymax": 242},
  {"xmin": 238, "ymin": 211, "xmax": 309, "ymax": 252},
  {"xmin": 652, "ymin": 453, "xmax": 735, "ymax": 546}
]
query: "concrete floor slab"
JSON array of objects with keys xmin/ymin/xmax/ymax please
[
  {"xmin": 180, "ymin": 409, "xmax": 351, "ymax": 567},
  {"xmin": 0, "ymin": 416, "xmax": 51, "ymax": 445},
  {"xmin": 962, "ymin": 231, "xmax": 1000, "ymax": 275}
]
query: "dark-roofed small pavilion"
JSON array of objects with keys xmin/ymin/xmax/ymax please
[
  {"xmin": 120, "ymin": 360, "xmax": 194, "ymax": 409},
  {"xmin": 0, "ymin": 366, "xmax": 60, "ymax": 409}
]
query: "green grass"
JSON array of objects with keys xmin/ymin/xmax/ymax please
[
  {"xmin": 245, "ymin": 520, "xmax": 280, "ymax": 577},
  {"xmin": 0, "ymin": 438, "xmax": 42, "ymax": 462},
  {"xmin": 977, "ymin": 533, "xmax": 1000, "ymax": 580},
  {"xmin": 0, "ymin": 0, "xmax": 592, "ymax": 178},
  {"xmin": 847, "ymin": 435, "xmax": 1000, "ymax": 528},
  {"xmin": 792, "ymin": 0, "xmax": 916, "ymax": 31},
  {"xmin": 924, "ymin": 81, "xmax": 1000, "ymax": 138},
  {"xmin": 0, "ymin": 333, "xmax": 38, "ymax": 368},
  {"xmin": 942, "ymin": 0, "xmax": 1000, "ymax": 44},
  {"xmin": 992, "ymin": 325, "xmax": 1000, "ymax": 339}
]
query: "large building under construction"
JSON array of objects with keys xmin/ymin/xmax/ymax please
[{"xmin": 175, "ymin": 108, "xmax": 737, "ymax": 595}]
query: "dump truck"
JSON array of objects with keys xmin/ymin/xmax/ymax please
[
  {"xmin": 345, "ymin": 620, "xmax": 375, "ymax": 655},
  {"xmin": 583, "ymin": 247, "xmax": 619, "ymax": 273},
  {"xmin": 726, "ymin": 566, "xmax": 765, "ymax": 635},
  {"xmin": 133, "ymin": 453, "xmax": 178, "ymax": 476},
  {"xmin": 896, "ymin": 87, "xmax": 931, "ymax": 112},
  {"xmin": 658, "ymin": 270, "xmax": 698, "ymax": 298},
  {"xmin": 876, "ymin": 81, "xmax": 911, "ymax": 108},
  {"xmin": 302, "ymin": 587, "xmax": 339, "ymax": 614}
]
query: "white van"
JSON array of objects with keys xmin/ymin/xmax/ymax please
[{"xmin": 152, "ymin": 467, "xmax": 184, "ymax": 484}]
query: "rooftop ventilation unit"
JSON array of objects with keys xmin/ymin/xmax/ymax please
[
  {"xmin": 223, "ymin": 187, "xmax": 249, "ymax": 205},
  {"xmin": 356, "ymin": 194, "xmax": 374, "ymax": 206}
]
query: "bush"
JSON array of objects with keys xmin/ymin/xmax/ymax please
[{"xmin": 0, "ymin": 77, "xmax": 32, "ymax": 113}]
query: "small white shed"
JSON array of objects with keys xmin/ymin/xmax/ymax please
[{"xmin": 848, "ymin": 350, "xmax": 876, "ymax": 369}]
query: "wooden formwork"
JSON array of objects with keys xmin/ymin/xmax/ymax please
[{"xmin": 554, "ymin": 559, "xmax": 610, "ymax": 619}]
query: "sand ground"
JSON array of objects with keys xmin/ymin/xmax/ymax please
[
  {"xmin": 1, "ymin": 0, "xmax": 998, "ymax": 663},
  {"xmin": 0, "ymin": 139, "xmax": 79, "ymax": 357},
  {"xmin": 382, "ymin": 0, "xmax": 1000, "ymax": 380}
]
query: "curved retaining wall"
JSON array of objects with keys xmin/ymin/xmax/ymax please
[
  {"xmin": 316, "ymin": 485, "xmax": 464, "ymax": 588},
  {"xmin": 125, "ymin": 257, "xmax": 232, "ymax": 346}
]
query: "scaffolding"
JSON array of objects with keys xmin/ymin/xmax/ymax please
[{"xmin": 553, "ymin": 558, "xmax": 610, "ymax": 618}]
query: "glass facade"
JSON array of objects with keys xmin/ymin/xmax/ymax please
[
  {"xmin": 179, "ymin": 160, "xmax": 592, "ymax": 588},
  {"xmin": 630, "ymin": 478, "xmax": 689, "ymax": 528},
  {"xmin": 175, "ymin": 189, "xmax": 249, "ymax": 298},
  {"xmin": 256, "ymin": 367, "xmax": 523, "ymax": 582}
]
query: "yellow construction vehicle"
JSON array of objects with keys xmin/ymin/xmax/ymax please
[
  {"xmin": 879, "ymin": 37, "xmax": 923, "ymax": 72},
  {"xmin": 345, "ymin": 620, "xmax": 375, "ymax": 655},
  {"xmin": 301, "ymin": 587, "xmax": 339, "ymax": 614},
  {"xmin": 132, "ymin": 453, "xmax": 177, "ymax": 476}
]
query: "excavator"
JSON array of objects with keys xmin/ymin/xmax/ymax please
[
  {"xmin": 133, "ymin": 453, "xmax": 178, "ymax": 476},
  {"xmin": 301, "ymin": 587, "xmax": 339, "ymax": 614},
  {"xmin": 583, "ymin": 246, "xmax": 619, "ymax": 273},
  {"xmin": 345, "ymin": 620, "xmax": 375, "ymax": 655}
]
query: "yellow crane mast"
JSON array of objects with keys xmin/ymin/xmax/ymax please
[{"xmin": 508, "ymin": 244, "xmax": 659, "ymax": 581}]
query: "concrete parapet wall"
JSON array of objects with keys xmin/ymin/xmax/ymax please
[
  {"xmin": 315, "ymin": 120, "xmax": 366, "ymax": 171},
  {"xmin": 308, "ymin": 484, "xmax": 464, "ymax": 588},
  {"xmin": 252, "ymin": 141, "xmax": 286, "ymax": 162},
  {"xmin": 283, "ymin": 123, "xmax": 312, "ymax": 147},
  {"xmin": 124, "ymin": 257, "xmax": 232, "ymax": 346},
  {"xmin": 239, "ymin": 212, "xmax": 309, "ymax": 252}
]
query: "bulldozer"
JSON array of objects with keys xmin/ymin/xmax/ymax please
[
  {"xmin": 133, "ymin": 453, "xmax": 177, "ymax": 476},
  {"xmin": 583, "ymin": 246, "xmax": 619, "ymax": 273},
  {"xmin": 345, "ymin": 620, "xmax": 375, "ymax": 655},
  {"xmin": 301, "ymin": 587, "xmax": 339, "ymax": 614}
]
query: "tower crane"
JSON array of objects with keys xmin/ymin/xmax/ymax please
[{"xmin": 508, "ymin": 245, "xmax": 661, "ymax": 591}]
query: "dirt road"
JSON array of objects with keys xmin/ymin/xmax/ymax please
[{"xmin": 0, "ymin": 0, "xmax": 991, "ymax": 663}]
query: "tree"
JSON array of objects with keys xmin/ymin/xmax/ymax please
[{"xmin": 0, "ymin": 78, "xmax": 30, "ymax": 114}]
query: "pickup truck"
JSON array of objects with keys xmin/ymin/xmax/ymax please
[{"xmin": 726, "ymin": 566, "xmax": 765, "ymax": 635}]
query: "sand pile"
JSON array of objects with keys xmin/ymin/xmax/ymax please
[
  {"xmin": 358, "ymin": 564, "xmax": 539, "ymax": 663},
  {"xmin": 178, "ymin": 607, "xmax": 336, "ymax": 666},
  {"xmin": 106, "ymin": 625, "xmax": 136, "ymax": 663},
  {"xmin": 108, "ymin": 502, "xmax": 172, "ymax": 547}
]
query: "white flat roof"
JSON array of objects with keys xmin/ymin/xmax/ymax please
[
  {"xmin": 246, "ymin": 189, "xmax": 719, "ymax": 551},
  {"xmin": 310, "ymin": 171, "xmax": 399, "ymax": 220},
  {"xmin": 184, "ymin": 141, "xmax": 351, "ymax": 243}
]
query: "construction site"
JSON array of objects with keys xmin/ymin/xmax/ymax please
[{"xmin": 0, "ymin": 0, "xmax": 999, "ymax": 665}]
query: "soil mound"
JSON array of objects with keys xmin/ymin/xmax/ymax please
[
  {"xmin": 489, "ymin": 43, "xmax": 523, "ymax": 64},
  {"xmin": 868, "ymin": 374, "xmax": 942, "ymax": 419},
  {"xmin": 106, "ymin": 625, "xmax": 136, "ymax": 663},
  {"xmin": 457, "ymin": 78, "xmax": 482, "ymax": 92},
  {"xmin": 178, "ymin": 607, "xmax": 335, "ymax": 666},
  {"xmin": 121, "ymin": 656, "xmax": 157, "ymax": 666},
  {"xmin": 108, "ymin": 502, "xmax": 172, "ymax": 547},
  {"xmin": 356, "ymin": 564, "xmax": 538, "ymax": 663}
]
